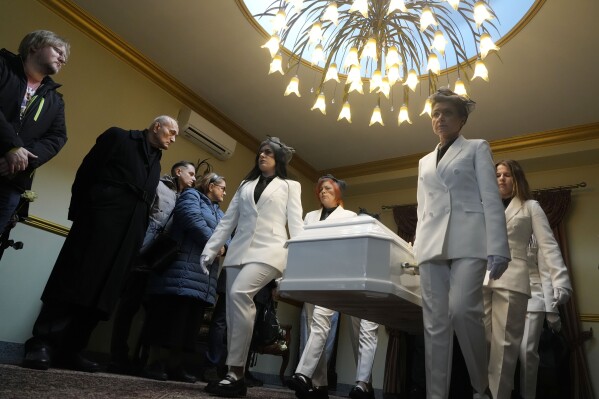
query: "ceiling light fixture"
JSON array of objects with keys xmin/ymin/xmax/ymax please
[{"xmin": 256, "ymin": 0, "xmax": 500, "ymax": 126}]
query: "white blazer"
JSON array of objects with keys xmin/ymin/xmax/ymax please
[
  {"xmin": 303, "ymin": 206, "xmax": 357, "ymax": 225},
  {"xmin": 202, "ymin": 177, "xmax": 304, "ymax": 273},
  {"xmin": 414, "ymin": 135, "xmax": 510, "ymax": 264}
]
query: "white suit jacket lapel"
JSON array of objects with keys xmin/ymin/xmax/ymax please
[
  {"xmin": 505, "ymin": 196, "xmax": 524, "ymax": 224},
  {"xmin": 256, "ymin": 177, "xmax": 283, "ymax": 209},
  {"xmin": 243, "ymin": 178, "xmax": 260, "ymax": 211},
  {"xmin": 436, "ymin": 135, "xmax": 465, "ymax": 176}
]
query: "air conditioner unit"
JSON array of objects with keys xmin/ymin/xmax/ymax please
[{"xmin": 177, "ymin": 108, "xmax": 237, "ymax": 160}]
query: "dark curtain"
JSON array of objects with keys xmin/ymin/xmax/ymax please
[
  {"xmin": 533, "ymin": 189, "xmax": 595, "ymax": 399},
  {"xmin": 383, "ymin": 205, "xmax": 418, "ymax": 397}
]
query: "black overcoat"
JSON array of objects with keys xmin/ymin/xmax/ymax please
[{"xmin": 41, "ymin": 127, "xmax": 161, "ymax": 317}]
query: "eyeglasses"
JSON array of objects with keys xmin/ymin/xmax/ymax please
[{"xmin": 213, "ymin": 185, "xmax": 226, "ymax": 192}]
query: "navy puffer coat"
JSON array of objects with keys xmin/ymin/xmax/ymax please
[{"xmin": 146, "ymin": 188, "xmax": 225, "ymax": 305}]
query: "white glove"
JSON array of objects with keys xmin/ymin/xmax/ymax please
[
  {"xmin": 551, "ymin": 287, "xmax": 571, "ymax": 308},
  {"xmin": 546, "ymin": 312, "xmax": 561, "ymax": 332},
  {"xmin": 199, "ymin": 254, "xmax": 212, "ymax": 275},
  {"xmin": 487, "ymin": 255, "xmax": 510, "ymax": 280}
]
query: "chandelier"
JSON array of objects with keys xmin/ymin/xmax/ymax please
[{"xmin": 255, "ymin": 0, "xmax": 500, "ymax": 126}]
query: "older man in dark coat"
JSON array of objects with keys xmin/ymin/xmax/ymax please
[{"xmin": 22, "ymin": 115, "xmax": 179, "ymax": 372}]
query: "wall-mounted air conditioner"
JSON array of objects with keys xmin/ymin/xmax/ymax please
[{"xmin": 177, "ymin": 108, "xmax": 237, "ymax": 160}]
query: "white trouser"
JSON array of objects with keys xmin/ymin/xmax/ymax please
[
  {"xmin": 225, "ymin": 263, "xmax": 281, "ymax": 368},
  {"xmin": 419, "ymin": 258, "xmax": 489, "ymax": 399},
  {"xmin": 483, "ymin": 287, "xmax": 528, "ymax": 399},
  {"xmin": 349, "ymin": 316, "xmax": 379, "ymax": 383},
  {"xmin": 295, "ymin": 303, "xmax": 336, "ymax": 386},
  {"xmin": 518, "ymin": 311, "xmax": 545, "ymax": 399}
]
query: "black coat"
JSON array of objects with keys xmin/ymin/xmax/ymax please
[
  {"xmin": 0, "ymin": 49, "xmax": 67, "ymax": 193},
  {"xmin": 41, "ymin": 127, "xmax": 161, "ymax": 317}
]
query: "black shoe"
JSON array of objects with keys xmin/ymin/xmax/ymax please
[
  {"xmin": 55, "ymin": 352, "xmax": 100, "ymax": 373},
  {"xmin": 349, "ymin": 386, "xmax": 374, "ymax": 399},
  {"xmin": 287, "ymin": 373, "xmax": 313, "ymax": 397},
  {"xmin": 244, "ymin": 370, "xmax": 263, "ymax": 387},
  {"xmin": 22, "ymin": 345, "xmax": 51, "ymax": 371},
  {"xmin": 142, "ymin": 362, "xmax": 168, "ymax": 381},
  {"xmin": 205, "ymin": 375, "xmax": 247, "ymax": 397},
  {"xmin": 168, "ymin": 366, "xmax": 197, "ymax": 383}
]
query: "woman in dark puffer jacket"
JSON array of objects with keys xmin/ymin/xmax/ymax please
[{"xmin": 141, "ymin": 172, "xmax": 228, "ymax": 383}]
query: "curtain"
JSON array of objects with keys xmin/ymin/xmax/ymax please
[
  {"xmin": 383, "ymin": 205, "xmax": 418, "ymax": 397},
  {"xmin": 534, "ymin": 189, "xmax": 595, "ymax": 399}
]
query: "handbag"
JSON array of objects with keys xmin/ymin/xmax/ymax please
[{"xmin": 138, "ymin": 210, "xmax": 179, "ymax": 273}]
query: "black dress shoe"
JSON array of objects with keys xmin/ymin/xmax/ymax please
[
  {"xmin": 55, "ymin": 352, "xmax": 100, "ymax": 373},
  {"xmin": 349, "ymin": 386, "xmax": 374, "ymax": 399},
  {"xmin": 168, "ymin": 366, "xmax": 197, "ymax": 383},
  {"xmin": 142, "ymin": 362, "xmax": 168, "ymax": 381},
  {"xmin": 287, "ymin": 373, "xmax": 313, "ymax": 397},
  {"xmin": 204, "ymin": 375, "xmax": 247, "ymax": 397},
  {"xmin": 22, "ymin": 345, "xmax": 51, "ymax": 370}
]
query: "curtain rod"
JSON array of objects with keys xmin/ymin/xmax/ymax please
[{"xmin": 381, "ymin": 181, "xmax": 587, "ymax": 210}]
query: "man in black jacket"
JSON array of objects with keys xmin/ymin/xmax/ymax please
[
  {"xmin": 0, "ymin": 30, "xmax": 69, "ymax": 233},
  {"xmin": 22, "ymin": 116, "xmax": 179, "ymax": 373}
]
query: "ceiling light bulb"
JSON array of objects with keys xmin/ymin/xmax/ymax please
[
  {"xmin": 479, "ymin": 33, "xmax": 499, "ymax": 59},
  {"xmin": 427, "ymin": 53, "xmax": 441, "ymax": 75},
  {"xmin": 473, "ymin": 1, "xmax": 492, "ymax": 28},
  {"xmin": 311, "ymin": 93, "xmax": 327, "ymax": 114},
  {"xmin": 370, "ymin": 70, "xmax": 383, "ymax": 92},
  {"xmin": 454, "ymin": 78, "xmax": 467, "ymax": 96},
  {"xmin": 387, "ymin": 65, "xmax": 401, "ymax": 86},
  {"xmin": 403, "ymin": 69, "xmax": 419, "ymax": 91},
  {"xmin": 346, "ymin": 65, "xmax": 362, "ymax": 84},
  {"xmin": 398, "ymin": 104, "xmax": 412, "ymax": 125},
  {"xmin": 261, "ymin": 35, "xmax": 280, "ymax": 58},
  {"xmin": 272, "ymin": 9, "xmax": 287, "ymax": 33},
  {"xmin": 323, "ymin": 2, "xmax": 339, "ymax": 25},
  {"xmin": 312, "ymin": 44, "xmax": 325, "ymax": 65},
  {"xmin": 420, "ymin": 6, "xmax": 437, "ymax": 32},
  {"xmin": 447, "ymin": 0, "xmax": 459, "ymax": 11},
  {"xmin": 370, "ymin": 106, "xmax": 384, "ymax": 126},
  {"xmin": 432, "ymin": 30, "xmax": 447, "ymax": 55},
  {"xmin": 387, "ymin": 0, "xmax": 408, "ymax": 14},
  {"xmin": 268, "ymin": 55, "xmax": 284, "ymax": 75},
  {"xmin": 338, "ymin": 101, "xmax": 352, "ymax": 122},
  {"xmin": 420, "ymin": 98, "xmax": 432, "ymax": 117},
  {"xmin": 308, "ymin": 22, "xmax": 323, "ymax": 43},
  {"xmin": 361, "ymin": 38, "xmax": 378, "ymax": 61},
  {"xmin": 386, "ymin": 46, "xmax": 400, "ymax": 68},
  {"xmin": 349, "ymin": 0, "xmax": 368, "ymax": 18},
  {"xmin": 378, "ymin": 77, "xmax": 391, "ymax": 98},
  {"xmin": 344, "ymin": 47, "xmax": 360, "ymax": 69},
  {"xmin": 472, "ymin": 59, "xmax": 489, "ymax": 81},
  {"xmin": 348, "ymin": 78, "xmax": 364, "ymax": 94},
  {"xmin": 325, "ymin": 63, "xmax": 340, "ymax": 82},
  {"xmin": 284, "ymin": 75, "xmax": 301, "ymax": 96}
]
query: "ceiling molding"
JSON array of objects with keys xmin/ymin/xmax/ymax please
[
  {"xmin": 37, "ymin": 0, "xmax": 319, "ymax": 180},
  {"xmin": 325, "ymin": 122, "xmax": 599, "ymax": 179}
]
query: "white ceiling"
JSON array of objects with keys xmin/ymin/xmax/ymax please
[{"xmin": 67, "ymin": 0, "xmax": 599, "ymax": 174}]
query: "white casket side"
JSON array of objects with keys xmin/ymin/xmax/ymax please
[{"xmin": 280, "ymin": 215, "xmax": 422, "ymax": 333}]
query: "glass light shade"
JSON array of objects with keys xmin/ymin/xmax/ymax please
[
  {"xmin": 369, "ymin": 106, "xmax": 384, "ymax": 126},
  {"xmin": 338, "ymin": 101, "xmax": 352, "ymax": 122},
  {"xmin": 272, "ymin": 9, "xmax": 287, "ymax": 33},
  {"xmin": 344, "ymin": 47, "xmax": 360, "ymax": 69},
  {"xmin": 312, "ymin": 44, "xmax": 325, "ymax": 65},
  {"xmin": 346, "ymin": 65, "xmax": 362, "ymax": 84},
  {"xmin": 261, "ymin": 35, "xmax": 280, "ymax": 58},
  {"xmin": 378, "ymin": 77, "xmax": 391, "ymax": 98},
  {"xmin": 361, "ymin": 38, "xmax": 378, "ymax": 60},
  {"xmin": 480, "ymin": 33, "xmax": 499, "ymax": 59},
  {"xmin": 386, "ymin": 46, "xmax": 401, "ymax": 68},
  {"xmin": 420, "ymin": 6, "xmax": 437, "ymax": 32},
  {"xmin": 447, "ymin": 0, "xmax": 460, "ymax": 11},
  {"xmin": 420, "ymin": 98, "xmax": 432, "ymax": 117},
  {"xmin": 398, "ymin": 105, "xmax": 412, "ymax": 125},
  {"xmin": 311, "ymin": 93, "xmax": 327, "ymax": 114},
  {"xmin": 454, "ymin": 78, "xmax": 467, "ymax": 96},
  {"xmin": 432, "ymin": 30, "xmax": 447, "ymax": 55},
  {"xmin": 325, "ymin": 63, "xmax": 340, "ymax": 82},
  {"xmin": 323, "ymin": 2, "xmax": 339, "ymax": 25},
  {"xmin": 369, "ymin": 70, "xmax": 383, "ymax": 92},
  {"xmin": 348, "ymin": 79, "xmax": 364, "ymax": 94},
  {"xmin": 284, "ymin": 75, "xmax": 301, "ymax": 96},
  {"xmin": 308, "ymin": 22, "xmax": 323, "ymax": 44},
  {"xmin": 403, "ymin": 69, "xmax": 419, "ymax": 91},
  {"xmin": 473, "ymin": 1, "xmax": 492, "ymax": 28},
  {"xmin": 268, "ymin": 55, "xmax": 284, "ymax": 75},
  {"xmin": 349, "ymin": 0, "xmax": 368, "ymax": 18},
  {"xmin": 387, "ymin": 65, "xmax": 401, "ymax": 86},
  {"xmin": 427, "ymin": 53, "xmax": 441, "ymax": 75},
  {"xmin": 387, "ymin": 0, "xmax": 407, "ymax": 14},
  {"xmin": 472, "ymin": 59, "xmax": 489, "ymax": 81}
]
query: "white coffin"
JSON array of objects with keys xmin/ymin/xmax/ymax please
[{"xmin": 280, "ymin": 215, "xmax": 423, "ymax": 332}]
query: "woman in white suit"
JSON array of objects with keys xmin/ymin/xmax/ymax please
[
  {"xmin": 201, "ymin": 137, "xmax": 304, "ymax": 397},
  {"xmin": 414, "ymin": 88, "xmax": 510, "ymax": 399},
  {"xmin": 485, "ymin": 159, "xmax": 571, "ymax": 399},
  {"xmin": 289, "ymin": 175, "xmax": 379, "ymax": 399}
]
